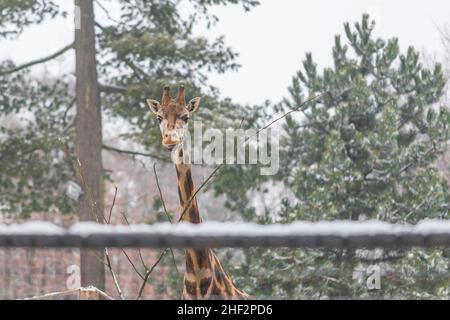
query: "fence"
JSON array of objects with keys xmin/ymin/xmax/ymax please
[
  {"xmin": 1, "ymin": 219, "xmax": 449, "ymax": 300},
  {"xmin": 1, "ymin": 220, "xmax": 449, "ymax": 249}
]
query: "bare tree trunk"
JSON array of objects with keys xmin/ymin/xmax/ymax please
[{"xmin": 74, "ymin": 0, "xmax": 105, "ymax": 291}]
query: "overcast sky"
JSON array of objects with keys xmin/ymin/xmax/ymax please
[{"xmin": 1, "ymin": 0, "xmax": 450, "ymax": 105}]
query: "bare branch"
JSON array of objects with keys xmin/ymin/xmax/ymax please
[
  {"xmin": 136, "ymin": 249, "xmax": 168, "ymax": 300},
  {"xmin": 120, "ymin": 210, "xmax": 149, "ymax": 271},
  {"xmin": 62, "ymin": 97, "xmax": 76, "ymax": 127},
  {"xmin": 0, "ymin": 42, "xmax": 74, "ymax": 76},
  {"xmin": 103, "ymin": 144, "xmax": 168, "ymax": 161},
  {"xmin": 153, "ymin": 164, "xmax": 171, "ymax": 222},
  {"xmin": 105, "ymin": 248, "xmax": 125, "ymax": 300},
  {"xmin": 94, "ymin": 0, "xmax": 121, "ymax": 24},
  {"xmin": 104, "ymin": 187, "xmax": 146, "ymax": 285},
  {"xmin": 107, "ymin": 186, "xmax": 118, "ymax": 224},
  {"xmin": 255, "ymin": 92, "xmax": 330, "ymax": 136},
  {"xmin": 177, "ymin": 164, "xmax": 223, "ymax": 222},
  {"xmin": 121, "ymin": 249, "xmax": 145, "ymax": 280}
]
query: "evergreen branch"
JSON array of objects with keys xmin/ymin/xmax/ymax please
[
  {"xmin": 0, "ymin": 42, "xmax": 74, "ymax": 76},
  {"xmin": 404, "ymin": 190, "xmax": 435, "ymax": 220},
  {"xmin": 396, "ymin": 145, "xmax": 436, "ymax": 177}
]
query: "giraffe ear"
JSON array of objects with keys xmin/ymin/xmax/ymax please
[
  {"xmin": 146, "ymin": 99, "xmax": 161, "ymax": 115},
  {"xmin": 186, "ymin": 97, "xmax": 201, "ymax": 113}
]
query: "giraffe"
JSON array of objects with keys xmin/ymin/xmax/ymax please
[{"xmin": 147, "ymin": 85, "xmax": 249, "ymax": 300}]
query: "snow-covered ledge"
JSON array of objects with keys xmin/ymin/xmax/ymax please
[{"xmin": 0, "ymin": 220, "xmax": 449, "ymax": 248}]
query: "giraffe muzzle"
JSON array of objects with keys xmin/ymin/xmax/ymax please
[{"xmin": 162, "ymin": 141, "xmax": 180, "ymax": 151}]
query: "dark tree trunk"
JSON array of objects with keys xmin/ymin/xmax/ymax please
[{"xmin": 74, "ymin": 0, "xmax": 105, "ymax": 290}]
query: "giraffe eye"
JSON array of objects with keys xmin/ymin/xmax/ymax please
[
  {"xmin": 156, "ymin": 116, "xmax": 163, "ymax": 123},
  {"xmin": 181, "ymin": 114, "xmax": 190, "ymax": 122}
]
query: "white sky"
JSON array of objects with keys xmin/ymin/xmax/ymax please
[{"xmin": 1, "ymin": 0, "xmax": 450, "ymax": 105}]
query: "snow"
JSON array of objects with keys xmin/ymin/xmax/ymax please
[
  {"xmin": 0, "ymin": 219, "xmax": 448, "ymax": 237},
  {"xmin": 0, "ymin": 221, "xmax": 64, "ymax": 235}
]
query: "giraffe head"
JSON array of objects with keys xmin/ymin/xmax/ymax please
[{"xmin": 147, "ymin": 86, "xmax": 201, "ymax": 151}]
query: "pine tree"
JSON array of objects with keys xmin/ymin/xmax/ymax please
[{"xmin": 214, "ymin": 14, "xmax": 450, "ymax": 298}]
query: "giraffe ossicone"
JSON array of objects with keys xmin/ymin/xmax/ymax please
[{"xmin": 147, "ymin": 86, "xmax": 250, "ymax": 300}]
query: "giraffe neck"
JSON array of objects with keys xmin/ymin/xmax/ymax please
[
  {"xmin": 175, "ymin": 163, "xmax": 201, "ymax": 224},
  {"xmin": 172, "ymin": 142, "xmax": 200, "ymax": 224},
  {"xmin": 173, "ymin": 144, "xmax": 248, "ymax": 300}
]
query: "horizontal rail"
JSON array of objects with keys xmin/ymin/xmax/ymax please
[{"xmin": 0, "ymin": 220, "xmax": 449, "ymax": 248}]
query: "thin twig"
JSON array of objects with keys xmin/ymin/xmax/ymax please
[
  {"xmin": 90, "ymin": 251, "xmax": 108, "ymax": 267},
  {"xmin": 62, "ymin": 97, "xmax": 76, "ymax": 127},
  {"xmin": 120, "ymin": 210, "xmax": 149, "ymax": 270},
  {"xmin": 108, "ymin": 186, "xmax": 118, "ymax": 224},
  {"xmin": 121, "ymin": 249, "xmax": 145, "ymax": 280},
  {"xmin": 177, "ymin": 164, "xmax": 223, "ymax": 222},
  {"xmin": 153, "ymin": 164, "xmax": 171, "ymax": 223},
  {"xmin": 105, "ymin": 248, "xmax": 125, "ymax": 300},
  {"xmin": 105, "ymin": 188, "xmax": 146, "ymax": 282},
  {"xmin": 138, "ymin": 251, "xmax": 148, "ymax": 271},
  {"xmin": 120, "ymin": 210, "xmax": 131, "ymax": 225},
  {"xmin": 103, "ymin": 144, "xmax": 167, "ymax": 161},
  {"xmin": 153, "ymin": 164, "xmax": 181, "ymax": 286},
  {"xmin": 255, "ymin": 92, "xmax": 329, "ymax": 136},
  {"xmin": 94, "ymin": 0, "xmax": 121, "ymax": 24},
  {"xmin": 136, "ymin": 249, "xmax": 168, "ymax": 300}
]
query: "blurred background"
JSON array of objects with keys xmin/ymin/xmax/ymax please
[{"xmin": 0, "ymin": 0, "xmax": 449, "ymax": 299}]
